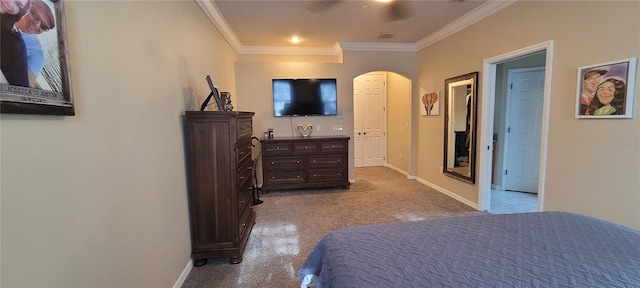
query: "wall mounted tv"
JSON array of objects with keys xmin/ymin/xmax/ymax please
[{"xmin": 273, "ymin": 78, "xmax": 337, "ymax": 117}]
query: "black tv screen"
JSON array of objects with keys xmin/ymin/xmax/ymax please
[{"xmin": 273, "ymin": 78, "xmax": 337, "ymax": 117}]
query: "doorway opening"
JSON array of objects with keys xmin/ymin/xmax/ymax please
[
  {"xmin": 478, "ymin": 41, "xmax": 554, "ymax": 213},
  {"xmin": 353, "ymin": 71, "xmax": 411, "ymax": 174}
]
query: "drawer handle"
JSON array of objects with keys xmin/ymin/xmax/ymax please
[
  {"xmin": 272, "ymin": 176, "xmax": 275, "ymax": 179},
  {"xmin": 276, "ymin": 147, "xmax": 280, "ymax": 150},
  {"xmin": 248, "ymin": 166, "xmax": 253, "ymax": 170},
  {"xmin": 239, "ymin": 151, "xmax": 244, "ymax": 155},
  {"xmin": 297, "ymin": 176, "xmax": 300, "ymax": 178},
  {"xmin": 304, "ymin": 146, "xmax": 308, "ymax": 149},
  {"xmin": 337, "ymin": 159, "xmax": 340, "ymax": 162},
  {"xmin": 271, "ymin": 161, "xmax": 275, "ymax": 165},
  {"xmin": 240, "ymin": 200, "xmax": 245, "ymax": 204},
  {"xmin": 313, "ymin": 174, "xmax": 316, "ymax": 177},
  {"xmin": 331, "ymin": 145, "xmax": 335, "ymax": 148},
  {"xmin": 241, "ymin": 223, "xmax": 246, "ymax": 227},
  {"xmin": 240, "ymin": 176, "xmax": 245, "ymax": 180},
  {"xmin": 338, "ymin": 173, "xmax": 341, "ymax": 176},
  {"xmin": 248, "ymin": 187, "xmax": 253, "ymax": 191},
  {"xmin": 313, "ymin": 160, "xmax": 316, "ymax": 163},
  {"xmin": 296, "ymin": 160, "xmax": 300, "ymax": 164}
]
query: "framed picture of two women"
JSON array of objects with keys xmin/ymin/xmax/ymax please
[
  {"xmin": 0, "ymin": 0, "xmax": 74, "ymax": 116},
  {"xmin": 576, "ymin": 58, "xmax": 637, "ymax": 119}
]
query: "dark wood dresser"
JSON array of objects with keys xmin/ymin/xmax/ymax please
[
  {"xmin": 185, "ymin": 111, "xmax": 255, "ymax": 265},
  {"xmin": 260, "ymin": 135, "xmax": 350, "ymax": 193}
]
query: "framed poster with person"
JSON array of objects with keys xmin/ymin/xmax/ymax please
[
  {"xmin": 1, "ymin": 0, "xmax": 73, "ymax": 116},
  {"xmin": 576, "ymin": 58, "xmax": 637, "ymax": 119}
]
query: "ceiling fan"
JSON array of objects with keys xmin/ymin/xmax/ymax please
[{"xmin": 307, "ymin": 0, "xmax": 414, "ymax": 22}]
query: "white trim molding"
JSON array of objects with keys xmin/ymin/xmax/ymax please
[
  {"xmin": 239, "ymin": 43, "xmax": 342, "ymax": 56},
  {"xmin": 384, "ymin": 164, "xmax": 409, "ymax": 176},
  {"xmin": 173, "ymin": 258, "xmax": 193, "ymax": 288},
  {"xmin": 196, "ymin": 0, "xmax": 516, "ymax": 55},
  {"xmin": 339, "ymin": 42, "xmax": 417, "ymax": 52},
  {"xmin": 415, "ymin": 177, "xmax": 479, "ymax": 210},
  {"xmin": 478, "ymin": 40, "xmax": 553, "ymax": 212},
  {"xmin": 195, "ymin": 0, "xmax": 242, "ymax": 52},
  {"xmin": 416, "ymin": 0, "xmax": 517, "ymax": 50}
]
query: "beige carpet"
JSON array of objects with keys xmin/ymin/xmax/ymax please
[{"xmin": 181, "ymin": 166, "xmax": 482, "ymax": 287}]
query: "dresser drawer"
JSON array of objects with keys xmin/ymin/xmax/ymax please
[
  {"xmin": 238, "ymin": 183, "xmax": 252, "ymax": 217},
  {"xmin": 236, "ymin": 140, "xmax": 252, "ymax": 164},
  {"xmin": 293, "ymin": 142, "xmax": 319, "ymax": 153},
  {"xmin": 321, "ymin": 141, "xmax": 346, "ymax": 152},
  {"xmin": 264, "ymin": 170, "xmax": 306, "ymax": 185},
  {"xmin": 308, "ymin": 169, "xmax": 346, "ymax": 183},
  {"xmin": 262, "ymin": 143, "xmax": 293, "ymax": 155},
  {"xmin": 237, "ymin": 118, "xmax": 253, "ymax": 140},
  {"xmin": 237, "ymin": 158, "xmax": 252, "ymax": 188},
  {"xmin": 308, "ymin": 154, "xmax": 346, "ymax": 169},
  {"xmin": 238, "ymin": 204, "xmax": 251, "ymax": 241},
  {"xmin": 264, "ymin": 156, "xmax": 305, "ymax": 170}
]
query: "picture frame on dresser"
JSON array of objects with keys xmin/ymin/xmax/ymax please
[{"xmin": 200, "ymin": 75, "xmax": 224, "ymax": 111}]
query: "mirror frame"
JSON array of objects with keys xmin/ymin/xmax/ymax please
[{"xmin": 443, "ymin": 72, "xmax": 478, "ymax": 184}]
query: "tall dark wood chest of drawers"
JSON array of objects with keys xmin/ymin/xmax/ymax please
[
  {"xmin": 260, "ymin": 136, "xmax": 350, "ymax": 193},
  {"xmin": 185, "ymin": 111, "xmax": 255, "ymax": 265}
]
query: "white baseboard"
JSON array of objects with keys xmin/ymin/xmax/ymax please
[
  {"xmin": 384, "ymin": 164, "xmax": 408, "ymax": 176},
  {"xmin": 173, "ymin": 258, "xmax": 193, "ymax": 288},
  {"xmin": 415, "ymin": 177, "xmax": 479, "ymax": 210},
  {"xmin": 491, "ymin": 184, "xmax": 503, "ymax": 190}
]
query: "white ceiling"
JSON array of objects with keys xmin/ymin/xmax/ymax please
[{"xmin": 197, "ymin": 0, "xmax": 515, "ymax": 54}]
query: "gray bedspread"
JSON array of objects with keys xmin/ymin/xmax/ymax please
[{"xmin": 298, "ymin": 212, "xmax": 640, "ymax": 288}]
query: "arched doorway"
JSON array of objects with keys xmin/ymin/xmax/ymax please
[{"xmin": 353, "ymin": 71, "xmax": 412, "ymax": 174}]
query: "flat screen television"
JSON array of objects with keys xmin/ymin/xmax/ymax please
[{"xmin": 273, "ymin": 78, "xmax": 337, "ymax": 117}]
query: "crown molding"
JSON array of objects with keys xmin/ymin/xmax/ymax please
[
  {"xmin": 415, "ymin": 0, "xmax": 517, "ymax": 50},
  {"xmin": 238, "ymin": 43, "xmax": 343, "ymax": 55},
  {"xmin": 196, "ymin": 0, "xmax": 516, "ymax": 55},
  {"xmin": 339, "ymin": 42, "xmax": 417, "ymax": 52},
  {"xmin": 195, "ymin": 0, "xmax": 242, "ymax": 52}
]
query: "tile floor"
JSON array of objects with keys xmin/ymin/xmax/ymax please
[{"xmin": 489, "ymin": 189, "xmax": 537, "ymax": 214}]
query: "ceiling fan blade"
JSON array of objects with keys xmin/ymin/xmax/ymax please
[
  {"xmin": 307, "ymin": 0, "xmax": 342, "ymax": 13},
  {"xmin": 383, "ymin": 1, "xmax": 413, "ymax": 22}
]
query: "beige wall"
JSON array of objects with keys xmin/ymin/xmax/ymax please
[
  {"xmin": 1, "ymin": 1, "xmax": 237, "ymax": 286},
  {"xmin": 417, "ymin": 1, "xmax": 640, "ymax": 229},
  {"xmin": 235, "ymin": 51, "xmax": 417, "ymax": 182}
]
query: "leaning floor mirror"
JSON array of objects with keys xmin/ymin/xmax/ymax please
[{"xmin": 443, "ymin": 72, "xmax": 478, "ymax": 184}]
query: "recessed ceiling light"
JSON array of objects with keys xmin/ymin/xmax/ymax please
[
  {"xmin": 289, "ymin": 36, "xmax": 301, "ymax": 43},
  {"xmin": 376, "ymin": 0, "xmax": 393, "ymax": 3}
]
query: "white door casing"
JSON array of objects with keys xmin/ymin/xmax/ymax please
[
  {"xmin": 478, "ymin": 40, "xmax": 553, "ymax": 212},
  {"xmin": 503, "ymin": 68, "xmax": 545, "ymax": 193},
  {"xmin": 354, "ymin": 78, "xmax": 363, "ymax": 167},
  {"xmin": 354, "ymin": 73, "xmax": 387, "ymax": 167}
]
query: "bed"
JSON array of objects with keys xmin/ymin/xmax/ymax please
[{"xmin": 298, "ymin": 211, "xmax": 640, "ymax": 287}]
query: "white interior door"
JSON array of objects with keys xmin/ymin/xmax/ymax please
[
  {"xmin": 354, "ymin": 73, "xmax": 386, "ymax": 167},
  {"xmin": 503, "ymin": 68, "xmax": 544, "ymax": 193}
]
